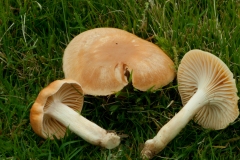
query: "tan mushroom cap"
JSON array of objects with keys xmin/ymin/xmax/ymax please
[
  {"xmin": 178, "ymin": 49, "xmax": 239, "ymax": 130},
  {"xmin": 63, "ymin": 28, "xmax": 175, "ymax": 95},
  {"xmin": 30, "ymin": 79, "xmax": 84, "ymax": 139}
]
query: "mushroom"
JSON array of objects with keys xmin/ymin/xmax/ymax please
[
  {"xmin": 63, "ymin": 28, "xmax": 175, "ymax": 95},
  {"xmin": 141, "ymin": 49, "xmax": 239, "ymax": 159},
  {"xmin": 30, "ymin": 79, "xmax": 120, "ymax": 149}
]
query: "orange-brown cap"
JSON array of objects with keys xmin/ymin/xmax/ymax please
[
  {"xmin": 178, "ymin": 49, "xmax": 239, "ymax": 130},
  {"xmin": 63, "ymin": 28, "xmax": 175, "ymax": 95},
  {"xmin": 30, "ymin": 79, "xmax": 84, "ymax": 139}
]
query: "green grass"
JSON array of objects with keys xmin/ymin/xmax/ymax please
[{"xmin": 0, "ymin": 0, "xmax": 240, "ymax": 159}]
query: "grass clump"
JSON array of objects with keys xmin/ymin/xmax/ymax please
[{"xmin": 0, "ymin": 0, "xmax": 239, "ymax": 159}]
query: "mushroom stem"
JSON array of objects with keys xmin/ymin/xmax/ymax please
[
  {"xmin": 46, "ymin": 101, "xmax": 120, "ymax": 149},
  {"xmin": 141, "ymin": 89, "xmax": 206, "ymax": 159}
]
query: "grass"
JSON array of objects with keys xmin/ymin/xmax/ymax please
[{"xmin": 0, "ymin": 0, "xmax": 240, "ymax": 159}]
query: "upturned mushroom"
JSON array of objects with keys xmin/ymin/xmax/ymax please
[
  {"xmin": 141, "ymin": 49, "xmax": 239, "ymax": 159},
  {"xmin": 30, "ymin": 79, "xmax": 120, "ymax": 149},
  {"xmin": 63, "ymin": 28, "xmax": 175, "ymax": 96}
]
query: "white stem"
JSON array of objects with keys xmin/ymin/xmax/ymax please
[
  {"xmin": 46, "ymin": 102, "xmax": 120, "ymax": 149},
  {"xmin": 141, "ymin": 89, "xmax": 206, "ymax": 159}
]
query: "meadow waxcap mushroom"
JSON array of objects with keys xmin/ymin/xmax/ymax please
[
  {"xmin": 141, "ymin": 49, "xmax": 239, "ymax": 159},
  {"xmin": 30, "ymin": 79, "xmax": 120, "ymax": 149},
  {"xmin": 30, "ymin": 79, "xmax": 83, "ymax": 139},
  {"xmin": 178, "ymin": 49, "xmax": 239, "ymax": 129},
  {"xmin": 63, "ymin": 28, "xmax": 175, "ymax": 95}
]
